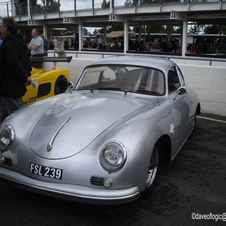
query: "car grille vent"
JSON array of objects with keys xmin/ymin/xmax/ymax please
[
  {"xmin": 4, "ymin": 158, "xmax": 13, "ymax": 166},
  {"xmin": 90, "ymin": 176, "xmax": 104, "ymax": 187}
]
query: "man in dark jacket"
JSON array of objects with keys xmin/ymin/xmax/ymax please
[
  {"xmin": 0, "ymin": 18, "xmax": 32, "ymax": 115},
  {"xmin": 110, "ymin": 42, "xmax": 120, "ymax": 50}
]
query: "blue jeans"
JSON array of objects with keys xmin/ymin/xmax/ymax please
[{"xmin": 4, "ymin": 97, "xmax": 23, "ymax": 115}]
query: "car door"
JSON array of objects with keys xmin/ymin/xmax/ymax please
[{"xmin": 168, "ymin": 66, "xmax": 192, "ymax": 153}]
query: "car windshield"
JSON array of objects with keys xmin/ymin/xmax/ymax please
[{"xmin": 76, "ymin": 65, "xmax": 165, "ymax": 96}]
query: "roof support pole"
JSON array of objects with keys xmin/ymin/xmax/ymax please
[
  {"xmin": 79, "ymin": 22, "xmax": 83, "ymax": 52},
  {"xmin": 49, "ymin": 28, "xmax": 53, "ymax": 42},
  {"xmin": 110, "ymin": 0, "xmax": 113, "ymax": 14},
  {"xmin": 104, "ymin": 26, "xmax": 107, "ymax": 44},
  {"xmin": 11, "ymin": 0, "xmax": 16, "ymax": 17},
  {"xmin": 43, "ymin": 24, "xmax": 48, "ymax": 40},
  {"xmin": 124, "ymin": 19, "xmax": 129, "ymax": 54},
  {"xmin": 27, "ymin": 0, "xmax": 31, "ymax": 19},
  {"xmin": 182, "ymin": 20, "xmax": 187, "ymax": 57},
  {"xmin": 138, "ymin": 26, "xmax": 142, "ymax": 43}
]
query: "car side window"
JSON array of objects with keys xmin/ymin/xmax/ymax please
[
  {"xmin": 168, "ymin": 67, "xmax": 181, "ymax": 93},
  {"xmin": 177, "ymin": 67, "xmax": 185, "ymax": 87}
]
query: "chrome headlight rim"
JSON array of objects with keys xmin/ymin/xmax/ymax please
[
  {"xmin": 0, "ymin": 125, "xmax": 14, "ymax": 152},
  {"xmin": 99, "ymin": 141, "xmax": 127, "ymax": 173}
]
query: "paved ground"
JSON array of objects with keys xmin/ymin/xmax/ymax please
[{"xmin": 0, "ymin": 114, "xmax": 225, "ymax": 226}]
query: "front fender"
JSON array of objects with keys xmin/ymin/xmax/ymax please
[{"xmin": 89, "ymin": 98, "xmax": 175, "ymax": 192}]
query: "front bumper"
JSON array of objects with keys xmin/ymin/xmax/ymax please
[{"xmin": 0, "ymin": 167, "xmax": 140, "ymax": 205}]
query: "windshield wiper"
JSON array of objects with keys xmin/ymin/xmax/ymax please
[{"xmin": 96, "ymin": 87, "xmax": 122, "ymax": 91}]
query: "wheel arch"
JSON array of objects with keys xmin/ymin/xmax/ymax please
[
  {"xmin": 196, "ymin": 103, "xmax": 201, "ymax": 115},
  {"xmin": 56, "ymin": 74, "xmax": 68, "ymax": 83},
  {"xmin": 156, "ymin": 134, "xmax": 172, "ymax": 162}
]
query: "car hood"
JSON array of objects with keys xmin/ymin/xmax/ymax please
[{"xmin": 29, "ymin": 91, "xmax": 150, "ymax": 159}]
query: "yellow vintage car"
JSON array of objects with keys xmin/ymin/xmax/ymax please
[{"xmin": 0, "ymin": 56, "xmax": 71, "ymax": 122}]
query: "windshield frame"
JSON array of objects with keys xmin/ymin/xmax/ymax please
[{"xmin": 75, "ymin": 64, "xmax": 166, "ymax": 96}]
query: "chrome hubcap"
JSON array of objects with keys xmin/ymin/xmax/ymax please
[{"xmin": 146, "ymin": 147, "xmax": 159, "ymax": 188}]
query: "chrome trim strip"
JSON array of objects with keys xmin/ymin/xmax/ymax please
[{"xmin": 47, "ymin": 117, "xmax": 71, "ymax": 152}]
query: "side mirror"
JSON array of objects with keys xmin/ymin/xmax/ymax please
[
  {"xmin": 172, "ymin": 87, "xmax": 186, "ymax": 101},
  {"xmin": 177, "ymin": 87, "xmax": 186, "ymax": 95},
  {"xmin": 68, "ymin": 81, "xmax": 74, "ymax": 88},
  {"xmin": 66, "ymin": 81, "xmax": 74, "ymax": 93}
]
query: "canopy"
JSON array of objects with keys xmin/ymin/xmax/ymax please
[{"xmin": 107, "ymin": 31, "xmax": 124, "ymax": 38}]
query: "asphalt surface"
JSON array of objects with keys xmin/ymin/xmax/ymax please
[{"xmin": 0, "ymin": 113, "xmax": 225, "ymax": 226}]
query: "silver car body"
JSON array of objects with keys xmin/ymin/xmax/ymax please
[{"xmin": 0, "ymin": 56, "xmax": 200, "ymax": 204}]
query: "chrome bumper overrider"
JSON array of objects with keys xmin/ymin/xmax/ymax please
[{"xmin": 0, "ymin": 167, "xmax": 140, "ymax": 204}]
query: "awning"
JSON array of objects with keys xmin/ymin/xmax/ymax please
[{"xmin": 107, "ymin": 31, "xmax": 124, "ymax": 38}]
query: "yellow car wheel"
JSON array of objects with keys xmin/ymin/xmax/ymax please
[{"xmin": 54, "ymin": 76, "xmax": 68, "ymax": 95}]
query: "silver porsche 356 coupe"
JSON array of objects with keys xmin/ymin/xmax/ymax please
[{"xmin": 0, "ymin": 56, "xmax": 200, "ymax": 204}]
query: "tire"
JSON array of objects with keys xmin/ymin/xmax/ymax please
[
  {"xmin": 54, "ymin": 76, "xmax": 68, "ymax": 95},
  {"xmin": 0, "ymin": 97, "xmax": 8, "ymax": 123},
  {"xmin": 189, "ymin": 104, "xmax": 200, "ymax": 138},
  {"xmin": 141, "ymin": 144, "xmax": 161, "ymax": 196}
]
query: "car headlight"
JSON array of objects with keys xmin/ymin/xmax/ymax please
[
  {"xmin": 0, "ymin": 125, "xmax": 14, "ymax": 151},
  {"xmin": 100, "ymin": 142, "xmax": 127, "ymax": 172}
]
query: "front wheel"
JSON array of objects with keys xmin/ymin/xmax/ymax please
[{"xmin": 142, "ymin": 144, "xmax": 161, "ymax": 196}]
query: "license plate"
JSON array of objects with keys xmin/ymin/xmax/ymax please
[{"xmin": 29, "ymin": 163, "xmax": 63, "ymax": 180}]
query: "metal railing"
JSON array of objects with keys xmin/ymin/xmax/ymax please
[
  {"xmin": 48, "ymin": 49, "xmax": 226, "ymax": 67},
  {"xmin": 0, "ymin": 0, "xmax": 225, "ymax": 18}
]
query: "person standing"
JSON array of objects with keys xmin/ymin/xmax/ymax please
[
  {"xmin": 40, "ymin": 33, "xmax": 48, "ymax": 56},
  {"xmin": 28, "ymin": 28, "xmax": 44, "ymax": 68},
  {"xmin": 0, "ymin": 18, "xmax": 32, "ymax": 116},
  {"xmin": 97, "ymin": 35, "xmax": 103, "ymax": 49},
  {"xmin": 110, "ymin": 41, "xmax": 120, "ymax": 50},
  {"xmin": 99, "ymin": 41, "xmax": 107, "ymax": 50},
  {"xmin": 73, "ymin": 34, "xmax": 79, "ymax": 48},
  {"xmin": 102, "ymin": 0, "xmax": 108, "ymax": 8},
  {"xmin": 19, "ymin": 0, "xmax": 27, "ymax": 15},
  {"xmin": 54, "ymin": 37, "xmax": 67, "ymax": 57}
]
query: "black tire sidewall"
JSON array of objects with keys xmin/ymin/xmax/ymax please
[
  {"xmin": 140, "ymin": 144, "xmax": 161, "ymax": 197},
  {"xmin": 54, "ymin": 76, "xmax": 67, "ymax": 95}
]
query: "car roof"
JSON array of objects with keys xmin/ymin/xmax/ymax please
[{"xmin": 87, "ymin": 56, "xmax": 176, "ymax": 73}]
